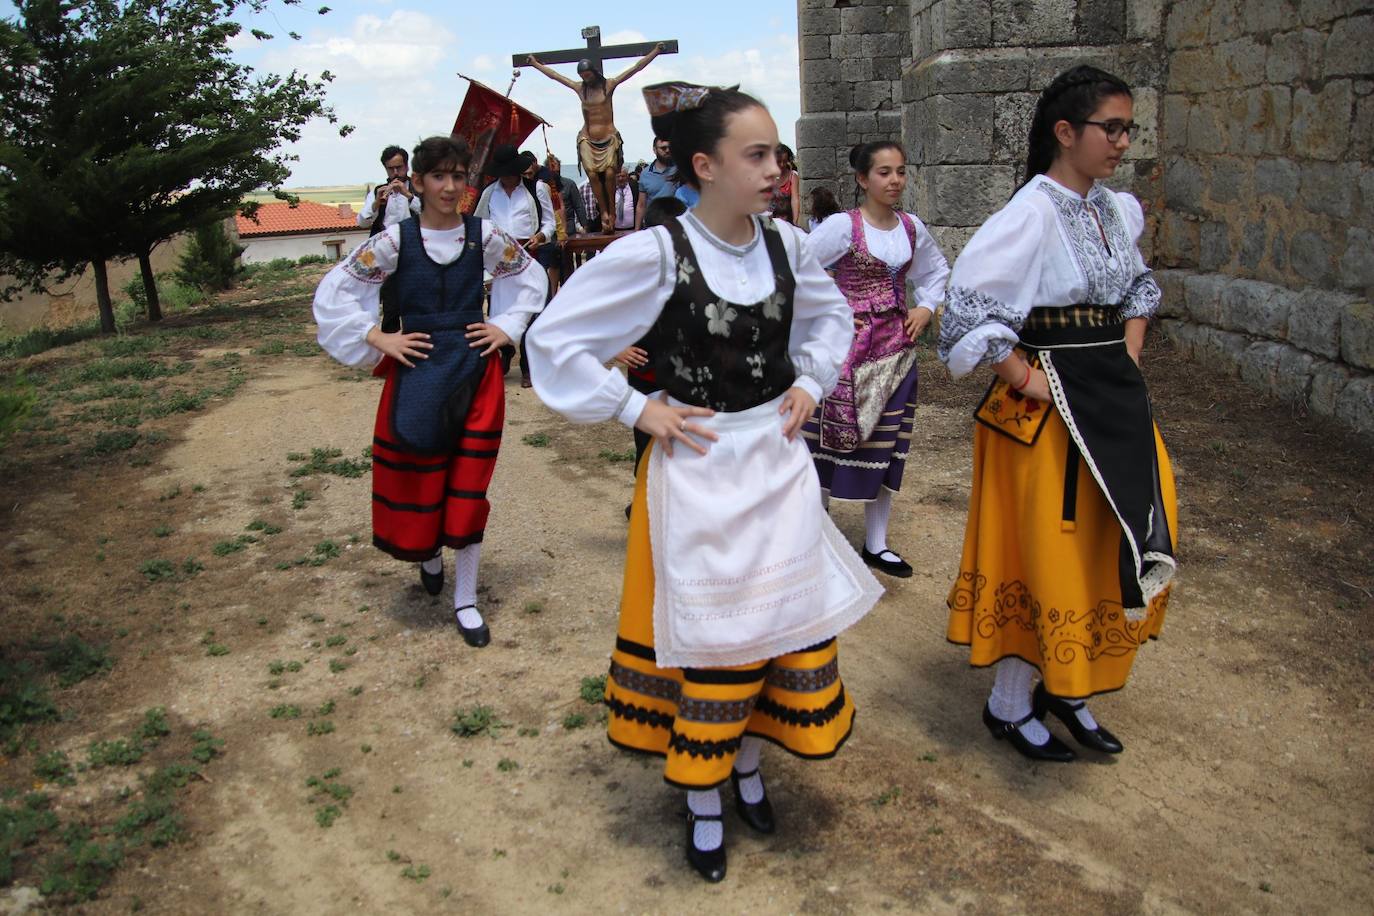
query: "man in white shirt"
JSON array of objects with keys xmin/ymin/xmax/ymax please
[
  {"xmin": 475, "ymin": 144, "xmax": 556, "ymax": 386},
  {"xmin": 611, "ymin": 167, "xmax": 636, "ymax": 232},
  {"xmin": 357, "ymin": 145, "xmax": 422, "ymax": 235},
  {"xmin": 474, "ymin": 145, "xmax": 555, "ymax": 254}
]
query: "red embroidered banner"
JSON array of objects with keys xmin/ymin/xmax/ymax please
[{"xmin": 451, "ymin": 78, "xmax": 547, "ymax": 197}]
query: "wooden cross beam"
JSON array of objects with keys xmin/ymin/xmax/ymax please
[{"xmin": 511, "ymin": 25, "xmax": 677, "ymax": 73}]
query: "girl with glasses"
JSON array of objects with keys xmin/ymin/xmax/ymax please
[{"xmin": 936, "ymin": 65, "xmax": 1178, "ymax": 762}]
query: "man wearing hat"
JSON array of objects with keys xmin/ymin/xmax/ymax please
[
  {"xmin": 475, "ymin": 144, "xmax": 556, "ymax": 386},
  {"xmin": 525, "ymin": 43, "xmax": 666, "ymax": 233},
  {"xmin": 475, "ymin": 144, "xmax": 555, "ymax": 260}
]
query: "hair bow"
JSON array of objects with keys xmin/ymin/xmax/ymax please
[{"xmin": 643, "ymin": 82, "xmax": 711, "ymax": 117}]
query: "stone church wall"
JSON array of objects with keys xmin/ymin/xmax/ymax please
[{"xmin": 796, "ymin": 0, "xmax": 1374, "ymax": 436}]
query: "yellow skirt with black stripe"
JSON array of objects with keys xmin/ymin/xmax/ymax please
[
  {"xmin": 606, "ymin": 446, "xmax": 856, "ymax": 789},
  {"xmin": 947, "ymin": 408, "xmax": 1177, "ymax": 699}
]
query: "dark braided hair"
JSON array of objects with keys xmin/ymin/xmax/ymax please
[
  {"xmin": 1021, "ymin": 65, "xmax": 1132, "ymax": 189},
  {"xmin": 649, "ymin": 85, "xmax": 766, "ymax": 190},
  {"xmin": 848, "ymin": 140, "xmax": 906, "ymax": 206}
]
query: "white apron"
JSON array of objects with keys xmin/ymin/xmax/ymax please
[{"xmin": 646, "ymin": 394, "xmax": 883, "ymax": 668}]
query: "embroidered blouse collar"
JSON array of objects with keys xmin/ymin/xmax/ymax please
[
  {"xmin": 1033, "ymin": 173, "xmax": 1106, "ymax": 203},
  {"xmin": 685, "ymin": 211, "xmax": 761, "ymax": 258}
]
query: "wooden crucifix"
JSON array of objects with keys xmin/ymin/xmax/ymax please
[{"xmin": 515, "ymin": 26, "xmax": 678, "ymax": 233}]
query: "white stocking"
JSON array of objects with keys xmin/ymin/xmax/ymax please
[
  {"xmin": 988, "ymin": 658, "xmax": 1050, "ymax": 745},
  {"xmin": 420, "ymin": 553, "xmax": 443, "ymax": 575},
  {"xmin": 864, "ymin": 489, "xmax": 894, "ymax": 555},
  {"xmin": 453, "ymin": 544, "xmax": 483, "ymax": 629},
  {"xmin": 733, "ymin": 736, "xmax": 765, "ymax": 804},
  {"xmin": 686, "ymin": 789, "xmax": 722, "ymax": 850}
]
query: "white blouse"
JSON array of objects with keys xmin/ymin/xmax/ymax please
[
  {"xmin": 937, "ymin": 173, "xmax": 1161, "ymax": 378},
  {"xmin": 357, "ymin": 186, "xmax": 422, "ymax": 228},
  {"xmin": 806, "ymin": 210, "xmax": 951, "ymax": 312},
  {"xmin": 526, "ymin": 213, "xmax": 855, "ymax": 428},
  {"xmin": 313, "ymin": 220, "xmax": 548, "ymax": 368}
]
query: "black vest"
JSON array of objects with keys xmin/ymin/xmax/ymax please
[
  {"xmin": 650, "ymin": 217, "xmax": 797, "ymax": 412},
  {"xmin": 384, "ymin": 216, "xmax": 487, "ymax": 454}
]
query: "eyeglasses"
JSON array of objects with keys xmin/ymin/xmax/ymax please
[{"xmin": 1080, "ymin": 120, "xmax": 1138, "ymax": 142}]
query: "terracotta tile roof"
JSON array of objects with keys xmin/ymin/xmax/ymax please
[{"xmin": 235, "ymin": 201, "xmax": 360, "ymax": 238}]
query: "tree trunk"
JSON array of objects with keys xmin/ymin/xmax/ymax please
[
  {"xmin": 138, "ymin": 246, "xmax": 162, "ymax": 322},
  {"xmin": 92, "ymin": 258, "xmax": 116, "ymax": 334}
]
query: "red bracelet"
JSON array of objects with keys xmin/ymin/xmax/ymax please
[{"xmin": 1011, "ymin": 361, "xmax": 1033, "ymax": 391}]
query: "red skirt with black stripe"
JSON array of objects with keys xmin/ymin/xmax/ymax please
[{"xmin": 370, "ymin": 355, "xmax": 505, "ymax": 561}]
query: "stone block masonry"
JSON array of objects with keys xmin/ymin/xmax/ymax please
[{"xmin": 798, "ymin": 0, "xmax": 1372, "ymax": 437}]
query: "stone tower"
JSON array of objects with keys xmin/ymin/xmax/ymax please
[{"xmin": 797, "ymin": 0, "xmax": 1373, "ymax": 436}]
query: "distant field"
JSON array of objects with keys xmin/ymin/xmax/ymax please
[{"xmin": 242, "ymin": 185, "xmax": 371, "ymax": 208}]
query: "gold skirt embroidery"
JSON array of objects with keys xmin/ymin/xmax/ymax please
[{"xmin": 947, "ymin": 407, "xmax": 1178, "ymax": 699}]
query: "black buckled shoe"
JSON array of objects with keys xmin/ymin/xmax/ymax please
[
  {"xmin": 419, "ymin": 561, "xmax": 444, "ymax": 596},
  {"xmin": 729, "ymin": 768, "xmax": 775, "ymax": 835},
  {"xmin": 861, "ymin": 546, "xmax": 913, "ymax": 578},
  {"xmin": 982, "ymin": 704, "xmax": 1076, "ymax": 762},
  {"xmin": 685, "ymin": 811, "xmax": 726, "ymax": 883},
  {"xmin": 1032, "ymin": 683, "xmax": 1123, "ymax": 754},
  {"xmin": 454, "ymin": 606, "xmax": 490, "ymax": 648}
]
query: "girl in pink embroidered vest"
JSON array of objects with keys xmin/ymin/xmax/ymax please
[{"xmin": 802, "ymin": 141, "xmax": 950, "ymax": 578}]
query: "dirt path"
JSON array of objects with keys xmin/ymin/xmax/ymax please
[{"xmin": 1, "ymin": 304, "xmax": 1371, "ymax": 913}]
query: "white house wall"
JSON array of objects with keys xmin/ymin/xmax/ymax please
[{"xmin": 240, "ymin": 230, "xmax": 369, "ymax": 264}]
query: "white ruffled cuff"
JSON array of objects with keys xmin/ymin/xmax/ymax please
[{"xmin": 946, "ymin": 323, "xmax": 1019, "ymax": 379}]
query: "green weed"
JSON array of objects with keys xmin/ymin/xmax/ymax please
[
  {"xmin": 88, "ymin": 739, "xmax": 144, "ymax": 769},
  {"xmin": 89, "ymin": 430, "xmax": 141, "ymax": 455},
  {"xmin": 562, "ymin": 712, "xmax": 587, "ymax": 730},
  {"xmin": 44, "ymin": 637, "xmax": 113, "ymax": 687},
  {"xmin": 401, "ymin": 863, "xmax": 431, "ymax": 881},
  {"xmin": 269, "ymin": 705, "xmax": 302, "ymax": 720},
  {"xmin": 579, "ymin": 675, "xmax": 607, "ymax": 705},
  {"xmin": 451, "ymin": 706, "xmax": 504, "ymax": 739},
  {"xmin": 496, "ymin": 758, "xmax": 518, "ymax": 772},
  {"xmin": 288, "ymin": 447, "xmax": 369, "ymax": 479},
  {"xmin": 521, "ymin": 433, "xmax": 550, "ymax": 448},
  {"xmin": 33, "ymin": 750, "xmax": 75, "ymax": 786}
]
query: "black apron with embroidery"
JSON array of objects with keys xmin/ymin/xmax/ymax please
[
  {"xmin": 650, "ymin": 218, "xmax": 797, "ymax": 412},
  {"xmin": 1020, "ymin": 306, "xmax": 1174, "ymax": 608},
  {"xmin": 387, "ymin": 215, "xmax": 486, "ymax": 455}
]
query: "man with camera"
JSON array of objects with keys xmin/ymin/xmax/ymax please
[{"xmin": 358, "ymin": 145, "xmax": 423, "ymax": 236}]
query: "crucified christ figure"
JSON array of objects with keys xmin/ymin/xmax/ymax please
[{"xmin": 525, "ymin": 43, "xmax": 665, "ymax": 234}]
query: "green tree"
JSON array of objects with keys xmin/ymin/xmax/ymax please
[{"xmin": 0, "ymin": 0, "xmax": 346, "ymax": 329}]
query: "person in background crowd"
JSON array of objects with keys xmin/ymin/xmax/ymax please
[
  {"xmin": 769, "ymin": 143, "xmax": 801, "ymax": 223},
  {"xmin": 807, "ymin": 186, "xmax": 842, "ymax": 232},
  {"xmin": 611, "ymin": 167, "xmax": 637, "ymax": 231},
  {"xmin": 475, "ymin": 144, "xmax": 556, "ymax": 387},
  {"xmin": 634, "ymin": 135, "xmax": 678, "ymax": 229},
  {"xmin": 359, "ymin": 145, "xmax": 422, "ymax": 235},
  {"xmin": 546, "ymin": 153, "xmax": 590, "ymax": 236}
]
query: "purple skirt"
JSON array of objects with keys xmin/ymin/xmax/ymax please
[{"xmin": 802, "ymin": 361, "xmax": 918, "ymax": 501}]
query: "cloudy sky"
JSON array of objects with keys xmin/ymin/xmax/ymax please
[{"xmin": 184, "ymin": 1, "xmax": 802, "ymax": 187}]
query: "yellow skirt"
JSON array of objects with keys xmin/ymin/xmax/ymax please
[
  {"xmin": 606, "ymin": 446, "xmax": 856, "ymax": 789},
  {"xmin": 947, "ymin": 408, "xmax": 1178, "ymax": 699}
]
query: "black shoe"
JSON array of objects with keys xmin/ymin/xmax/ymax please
[
  {"xmin": 982, "ymin": 704, "xmax": 1076, "ymax": 762},
  {"xmin": 1032, "ymin": 683, "xmax": 1123, "ymax": 754},
  {"xmin": 454, "ymin": 606, "xmax": 490, "ymax": 648},
  {"xmin": 419, "ymin": 561, "xmax": 444, "ymax": 596},
  {"xmin": 730, "ymin": 768, "xmax": 775, "ymax": 834},
  {"xmin": 861, "ymin": 546, "xmax": 913, "ymax": 578},
  {"xmin": 685, "ymin": 811, "xmax": 726, "ymax": 883}
]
